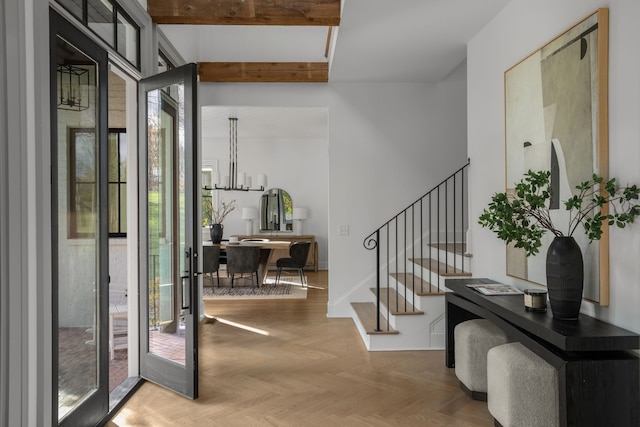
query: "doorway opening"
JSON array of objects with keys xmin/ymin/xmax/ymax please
[{"xmin": 107, "ymin": 64, "xmax": 140, "ymax": 409}]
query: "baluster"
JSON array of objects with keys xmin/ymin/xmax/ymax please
[{"xmin": 363, "ymin": 161, "xmax": 471, "ymax": 330}]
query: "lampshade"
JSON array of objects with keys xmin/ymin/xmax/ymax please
[
  {"xmin": 210, "ymin": 118, "xmax": 267, "ymax": 191},
  {"xmin": 293, "ymin": 208, "xmax": 308, "ymax": 220},
  {"xmin": 257, "ymin": 174, "xmax": 268, "ymax": 188},
  {"xmin": 212, "ymin": 171, "xmax": 221, "ymax": 185},
  {"xmin": 242, "ymin": 207, "xmax": 258, "ymax": 220}
]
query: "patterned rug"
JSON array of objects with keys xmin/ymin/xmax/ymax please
[{"xmin": 203, "ymin": 282, "xmax": 307, "ymax": 299}]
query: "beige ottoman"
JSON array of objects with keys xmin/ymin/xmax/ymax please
[
  {"xmin": 487, "ymin": 342, "xmax": 559, "ymax": 427},
  {"xmin": 454, "ymin": 319, "xmax": 509, "ymax": 400}
]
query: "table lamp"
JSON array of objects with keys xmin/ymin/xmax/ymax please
[
  {"xmin": 293, "ymin": 207, "xmax": 308, "ymax": 235},
  {"xmin": 242, "ymin": 207, "xmax": 258, "ymax": 235}
]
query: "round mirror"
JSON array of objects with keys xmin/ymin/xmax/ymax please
[{"xmin": 259, "ymin": 188, "xmax": 293, "ymax": 232}]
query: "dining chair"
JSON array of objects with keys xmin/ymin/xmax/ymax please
[
  {"xmin": 203, "ymin": 245, "xmax": 221, "ymax": 288},
  {"xmin": 226, "ymin": 245, "xmax": 260, "ymax": 289},
  {"xmin": 275, "ymin": 241, "xmax": 311, "ymax": 286}
]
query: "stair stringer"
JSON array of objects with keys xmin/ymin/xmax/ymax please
[{"xmin": 348, "ymin": 239, "xmax": 472, "ymax": 351}]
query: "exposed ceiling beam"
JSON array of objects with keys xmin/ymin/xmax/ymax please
[
  {"xmin": 198, "ymin": 62, "xmax": 328, "ymax": 83},
  {"xmin": 148, "ymin": 0, "xmax": 341, "ymax": 26}
]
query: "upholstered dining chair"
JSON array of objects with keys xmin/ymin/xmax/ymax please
[
  {"xmin": 275, "ymin": 241, "xmax": 311, "ymax": 286},
  {"xmin": 203, "ymin": 245, "xmax": 221, "ymax": 288},
  {"xmin": 226, "ymin": 245, "xmax": 260, "ymax": 289}
]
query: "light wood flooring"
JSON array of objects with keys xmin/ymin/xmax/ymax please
[{"xmin": 106, "ymin": 271, "xmax": 493, "ymax": 427}]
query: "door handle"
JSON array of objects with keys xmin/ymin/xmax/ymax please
[
  {"xmin": 182, "ymin": 248, "xmax": 192, "ymax": 311},
  {"xmin": 181, "ymin": 274, "xmax": 190, "ymax": 311}
]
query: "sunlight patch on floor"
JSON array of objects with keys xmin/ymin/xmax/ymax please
[{"xmin": 215, "ymin": 317, "xmax": 271, "ymax": 336}]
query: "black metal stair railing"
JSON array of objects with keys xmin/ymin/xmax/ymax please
[{"xmin": 363, "ymin": 160, "xmax": 470, "ymax": 332}]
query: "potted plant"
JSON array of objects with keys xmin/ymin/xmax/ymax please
[
  {"xmin": 479, "ymin": 170, "xmax": 640, "ymax": 319},
  {"xmin": 210, "ymin": 198, "xmax": 237, "ymax": 244}
]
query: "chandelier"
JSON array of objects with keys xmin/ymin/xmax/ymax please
[
  {"xmin": 204, "ymin": 117, "xmax": 267, "ymax": 192},
  {"xmin": 57, "ymin": 64, "xmax": 90, "ymax": 111}
]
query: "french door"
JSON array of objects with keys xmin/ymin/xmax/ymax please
[
  {"xmin": 51, "ymin": 9, "xmax": 110, "ymax": 426},
  {"xmin": 138, "ymin": 63, "xmax": 199, "ymax": 398}
]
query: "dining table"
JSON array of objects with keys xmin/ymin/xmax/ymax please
[{"xmin": 203, "ymin": 239, "xmax": 291, "ymax": 287}]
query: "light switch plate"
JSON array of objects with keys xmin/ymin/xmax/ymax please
[{"xmin": 338, "ymin": 225, "xmax": 349, "ymax": 236}]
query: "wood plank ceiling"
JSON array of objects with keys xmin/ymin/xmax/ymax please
[{"xmin": 148, "ymin": 0, "xmax": 340, "ymax": 83}]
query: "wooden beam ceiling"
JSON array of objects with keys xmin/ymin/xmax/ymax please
[
  {"xmin": 148, "ymin": 0, "xmax": 341, "ymax": 26},
  {"xmin": 198, "ymin": 62, "xmax": 328, "ymax": 83}
]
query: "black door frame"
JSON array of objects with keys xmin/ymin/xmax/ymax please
[
  {"xmin": 50, "ymin": 8, "xmax": 110, "ymax": 426},
  {"xmin": 138, "ymin": 63, "xmax": 199, "ymax": 399}
]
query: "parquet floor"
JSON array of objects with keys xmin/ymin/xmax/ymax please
[{"xmin": 106, "ymin": 271, "xmax": 493, "ymax": 427}]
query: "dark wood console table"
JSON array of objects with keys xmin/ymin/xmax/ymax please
[{"xmin": 445, "ymin": 278, "xmax": 639, "ymax": 427}]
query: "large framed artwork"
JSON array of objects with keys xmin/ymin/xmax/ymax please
[{"xmin": 504, "ymin": 8, "xmax": 609, "ymax": 305}]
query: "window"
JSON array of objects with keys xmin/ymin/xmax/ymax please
[
  {"xmin": 87, "ymin": 0, "xmax": 115, "ymax": 46},
  {"xmin": 158, "ymin": 50, "xmax": 175, "ymax": 74},
  {"xmin": 108, "ymin": 129, "xmax": 127, "ymax": 236},
  {"xmin": 69, "ymin": 128, "xmax": 126, "ymax": 238},
  {"xmin": 56, "ymin": 0, "xmax": 83, "ymax": 20},
  {"xmin": 116, "ymin": 8, "xmax": 139, "ymax": 66},
  {"xmin": 55, "ymin": 0, "xmax": 140, "ymax": 69},
  {"xmin": 201, "ymin": 167, "xmax": 213, "ymax": 226},
  {"xmin": 69, "ymin": 128, "xmax": 97, "ymax": 238}
]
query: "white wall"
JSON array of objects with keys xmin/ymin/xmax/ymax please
[
  {"xmin": 328, "ymin": 63, "xmax": 469, "ymax": 314},
  {"xmin": 199, "ymin": 60, "xmax": 469, "ymax": 315},
  {"xmin": 468, "ymin": 0, "xmax": 640, "ymax": 333},
  {"xmin": 3, "ymin": 0, "xmax": 52, "ymax": 424}
]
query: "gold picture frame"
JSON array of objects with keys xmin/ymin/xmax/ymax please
[{"xmin": 504, "ymin": 8, "xmax": 609, "ymax": 305}]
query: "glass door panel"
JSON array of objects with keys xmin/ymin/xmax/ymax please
[
  {"xmin": 147, "ymin": 89, "xmax": 185, "ymax": 363},
  {"xmin": 51, "ymin": 9, "xmax": 109, "ymax": 426},
  {"xmin": 139, "ymin": 63, "xmax": 198, "ymax": 398}
]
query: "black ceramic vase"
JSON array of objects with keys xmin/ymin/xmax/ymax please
[
  {"xmin": 545, "ymin": 236, "xmax": 584, "ymax": 320},
  {"xmin": 210, "ymin": 224, "xmax": 223, "ymax": 244}
]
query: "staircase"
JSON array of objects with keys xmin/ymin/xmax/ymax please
[{"xmin": 353, "ymin": 161, "xmax": 471, "ymax": 351}]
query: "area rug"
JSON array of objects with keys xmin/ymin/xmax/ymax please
[{"xmin": 203, "ymin": 282, "xmax": 307, "ymax": 300}]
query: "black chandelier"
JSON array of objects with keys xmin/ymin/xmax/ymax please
[
  {"xmin": 57, "ymin": 64, "xmax": 90, "ymax": 111},
  {"xmin": 203, "ymin": 117, "xmax": 267, "ymax": 192}
]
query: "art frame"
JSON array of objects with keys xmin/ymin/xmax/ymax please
[{"xmin": 504, "ymin": 8, "xmax": 609, "ymax": 305}]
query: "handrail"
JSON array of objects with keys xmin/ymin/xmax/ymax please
[{"xmin": 363, "ymin": 159, "xmax": 470, "ymax": 332}]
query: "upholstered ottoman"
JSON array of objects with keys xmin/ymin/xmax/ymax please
[
  {"xmin": 487, "ymin": 342, "xmax": 559, "ymax": 427},
  {"xmin": 454, "ymin": 319, "xmax": 509, "ymax": 400}
]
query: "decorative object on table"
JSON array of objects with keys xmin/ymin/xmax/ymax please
[
  {"xmin": 209, "ymin": 198, "xmax": 237, "ymax": 243},
  {"xmin": 504, "ymin": 8, "xmax": 609, "ymax": 304},
  {"xmin": 523, "ymin": 289, "xmax": 547, "ymax": 313},
  {"xmin": 242, "ymin": 207, "xmax": 258, "ymax": 235},
  {"xmin": 479, "ymin": 170, "xmax": 639, "ymax": 319},
  {"xmin": 293, "ymin": 207, "xmax": 308, "ymax": 235},
  {"xmin": 466, "ymin": 283, "xmax": 523, "ymax": 296}
]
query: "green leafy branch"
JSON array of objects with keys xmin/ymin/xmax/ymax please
[{"xmin": 478, "ymin": 170, "xmax": 640, "ymax": 256}]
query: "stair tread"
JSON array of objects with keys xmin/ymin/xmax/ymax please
[
  {"xmin": 369, "ymin": 287, "xmax": 424, "ymax": 315},
  {"xmin": 390, "ymin": 273, "xmax": 445, "ymax": 296},
  {"xmin": 408, "ymin": 258, "xmax": 472, "ymax": 276},
  {"xmin": 428, "ymin": 243, "xmax": 473, "ymax": 257},
  {"xmin": 351, "ymin": 302, "xmax": 399, "ymax": 335}
]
